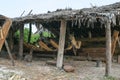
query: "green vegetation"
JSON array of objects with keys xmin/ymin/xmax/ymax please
[
  {"xmin": 15, "ymin": 28, "xmax": 55, "ymax": 44},
  {"xmin": 42, "ymin": 31, "xmax": 56, "ymax": 38},
  {"xmin": 15, "ymin": 28, "xmax": 40, "ymax": 44},
  {"xmin": 103, "ymin": 76, "xmax": 117, "ymax": 80}
]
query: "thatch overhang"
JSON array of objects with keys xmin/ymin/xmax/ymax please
[
  {"xmin": 12, "ymin": 2, "xmax": 120, "ymax": 23},
  {"xmin": 11, "ymin": 2, "xmax": 120, "ymax": 38}
]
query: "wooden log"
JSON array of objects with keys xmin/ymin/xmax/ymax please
[
  {"xmin": 105, "ymin": 20, "xmax": 112, "ymax": 77},
  {"xmin": 111, "ymin": 30, "xmax": 119, "ymax": 56},
  {"xmin": 69, "ymin": 34, "xmax": 81, "ymax": 49},
  {"xmin": 57, "ymin": 20, "xmax": 66, "ymax": 68},
  {"xmin": 82, "ymin": 48, "xmax": 106, "ymax": 52},
  {"xmin": 39, "ymin": 41, "xmax": 53, "ymax": 51},
  {"xmin": 19, "ymin": 24, "xmax": 24, "ymax": 60},
  {"xmin": 80, "ymin": 37, "xmax": 106, "ymax": 42},
  {"xmin": 118, "ymin": 55, "xmax": 120, "ymax": 64},
  {"xmin": 50, "ymin": 39, "xmax": 59, "ymax": 49},
  {"xmin": 0, "ymin": 26, "xmax": 3, "ymax": 39},
  {"xmin": 0, "ymin": 17, "xmax": 12, "ymax": 51},
  {"xmin": 5, "ymin": 40, "xmax": 14, "ymax": 66},
  {"xmin": 8, "ymin": 29, "xmax": 14, "ymax": 51},
  {"xmin": 117, "ymin": 37, "xmax": 120, "ymax": 48}
]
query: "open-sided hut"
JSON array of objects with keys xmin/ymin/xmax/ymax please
[{"xmin": 12, "ymin": 2, "xmax": 120, "ymax": 76}]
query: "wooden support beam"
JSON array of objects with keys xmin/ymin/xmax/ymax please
[
  {"xmin": 5, "ymin": 40, "xmax": 14, "ymax": 66},
  {"xmin": 0, "ymin": 26, "xmax": 3, "ymax": 39},
  {"xmin": 0, "ymin": 18, "xmax": 12, "ymax": 51},
  {"xmin": 28, "ymin": 23, "xmax": 32, "ymax": 43},
  {"xmin": 57, "ymin": 20, "xmax": 66, "ymax": 68},
  {"xmin": 105, "ymin": 20, "xmax": 112, "ymax": 77},
  {"xmin": 8, "ymin": 29, "xmax": 14, "ymax": 51},
  {"xmin": 111, "ymin": 30, "xmax": 119, "ymax": 56},
  {"xmin": 19, "ymin": 24, "xmax": 24, "ymax": 60},
  {"xmin": 117, "ymin": 37, "xmax": 120, "ymax": 48}
]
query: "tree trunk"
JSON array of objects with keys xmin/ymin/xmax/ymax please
[
  {"xmin": 57, "ymin": 20, "xmax": 66, "ymax": 69},
  {"xmin": 19, "ymin": 24, "xmax": 24, "ymax": 60},
  {"xmin": 105, "ymin": 20, "xmax": 112, "ymax": 77}
]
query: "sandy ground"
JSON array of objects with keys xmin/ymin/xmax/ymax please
[{"xmin": 0, "ymin": 57, "xmax": 120, "ymax": 80}]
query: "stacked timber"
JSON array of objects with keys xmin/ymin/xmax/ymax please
[{"xmin": 81, "ymin": 48, "xmax": 106, "ymax": 60}]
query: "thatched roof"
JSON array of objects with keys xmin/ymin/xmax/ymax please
[
  {"xmin": 81, "ymin": 2, "xmax": 120, "ymax": 13},
  {"xmin": 12, "ymin": 2, "xmax": 120, "ymax": 23}
]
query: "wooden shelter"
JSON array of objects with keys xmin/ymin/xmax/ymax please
[
  {"xmin": 11, "ymin": 2, "xmax": 120, "ymax": 76},
  {"xmin": 0, "ymin": 15, "xmax": 14, "ymax": 66}
]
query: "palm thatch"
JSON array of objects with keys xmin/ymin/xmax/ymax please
[{"xmin": 12, "ymin": 2, "xmax": 120, "ymax": 23}]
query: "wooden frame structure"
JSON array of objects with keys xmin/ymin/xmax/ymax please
[
  {"xmin": 0, "ymin": 15, "xmax": 14, "ymax": 66},
  {"xmin": 11, "ymin": 2, "xmax": 120, "ymax": 76}
]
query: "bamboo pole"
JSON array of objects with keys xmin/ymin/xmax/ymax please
[
  {"xmin": 57, "ymin": 20, "xmax": 66, "ymax": 68},
  {"xmin": 105, "ymin": 20, "xmax": 112, "ymax": 76}
]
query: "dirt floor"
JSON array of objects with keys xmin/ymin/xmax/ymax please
[{"xmin": 0, "ymin": 57, "xmax": 120, "ymax": 80}]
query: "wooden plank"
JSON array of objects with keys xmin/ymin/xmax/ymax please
[
  {"xmin": 0, "ymin": 18, "xmax": 12, "ymax": 51},
  {"xmin": 57, "ymin": 20, "xmax": 66, "ymax": 68},
  {"xmin": 80, "ymin": 37, "xmax": 106, "ymax": 42},
  {"xmin": 105, "ymin": 20, "xmax": 112, "ymax": 77},
  {"xmin": 82, "ymin": 48, "xmax": 106, "ymax": 52}
]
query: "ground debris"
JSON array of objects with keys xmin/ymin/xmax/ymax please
[
  {"xmin": 0, "ymin": 58, "xmax": 120, "ymax": 80},
  {"xmin": 9, "ymin": 74, "xmax": 26, "ymax": 80}
]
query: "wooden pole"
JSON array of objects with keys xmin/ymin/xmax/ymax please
[
  {"xmin": 111, "ymin": 30, "xmax": 119, "ymax": 56},
  {"xmin": 28, "ymin": 23, "xmax": 32, "ymax": 43},
  {"xmin": 5, "ymin": 40, "xmax": 14, "ymax": 66},
  {"xmin": 19, "ymin": 24, "xmax": 24, "ymax": 60},
  {"xmin": 105, "ymin": 20, "xmax": 112, "ymax": 76},
  {"xmin": 57, "ymin": 20, "xmax": 66, "ymax": 68},
  {"xmin": 9, "ymin": 29, "xmax": 14, "ymax": 51}
]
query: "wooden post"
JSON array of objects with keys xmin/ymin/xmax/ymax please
[
  {"xmin": 5, "ymin": 40, "xmax": 14, "ymax": 66},
  {"xmin": 19, "ymin": 24, "xmax": 24, "ymax": 60},
  {"xmin": 57, "ymin": 20, "xmax": 66, "ymax": 68},
  {"xmin": 88, "ymin": 31, "xmax": 92, "ymax": 39},
  {"xmin": 105, "ymin": 20, "xmax": 112, "ymax": 76},
  {"xmin": 28, "ymin": 23, "xmax": 32, "ymax": 43},
  {"xmin": 118, "ymin": 55, "xmax": 120, "ymax": 64},
  {"xmin": 8, "ymin": 29, "xmax": 14, "ymax": 51}
]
